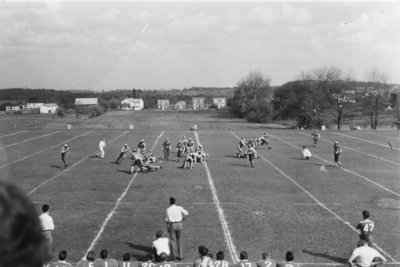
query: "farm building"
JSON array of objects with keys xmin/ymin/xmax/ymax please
[
  {"xmin": 157, "ymin": 99, "xmax": 170, "ymax": 110},
  {"xmin": 212, "ymin": 97, "xmax": 227, "ymax": 109},
  {"xmin": 121, "ymin": 98, "xmax": 144, "ymax": 111},
  {"xmin": 27, "ymin": 103, "xmax": 44, "ymax": 109},
  {"xmin": 174, "ymin": 101, "xmax": 186, "ymax": 110},
  {"xmin": 192, "ymin": 97, "xmax": 206, "ymax": 110},
  {"xmin": 40, "ymin": 103, "xmax": 59, "ymax": 114},
  {"xmin": 75, "ymin": 98, "xmax": 98, "ymax": 113}
]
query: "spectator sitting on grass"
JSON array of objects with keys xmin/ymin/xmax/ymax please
[
  {"xmin": 257, "ymin": 252, "xmax": 277, "ymax": 267},
  {"xmin": 152, "ymin": 231, "xmax": 171, "ymax": 262},
  {"xmin": 118, "ymin": 253, "xmax": 136, "ymax": 267},
  {"xmin": 233, "ymin": 251, "xmax": 256, "ymax": 267},
  {"xmin": 76, "ymin": 250, "xmax": 96, "ymax": 267},
  {"xmin": 52, "ymin": 250, "xmax": 73, "ymax": 267},
  {"xmin": 214, "ymin": 251, "xmax": 229, "ymax": 267},
  {"xmin": 277, "ymin": 251, "xmax": 300, "ymax": 267}
]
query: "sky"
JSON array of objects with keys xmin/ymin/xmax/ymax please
[{"xmin": 0, "ymin": 1, "xmax": 399, "ymax": 91}]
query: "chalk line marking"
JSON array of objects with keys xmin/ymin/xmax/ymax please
[
  {"xmin": 298, "ymin": 132, "xmax": 400, "ymax": 166},
  {"xmin": 0, "ymin": 130, "xmax": 27, "ymax": 138},
  {"xmin": 332, "ymin": 132, "xmax": 400, "ymax": 151},
  {"xmin": 271, "ymin": 133, "xmax": 400, "ymax": 197},
  {"xmin": 195, "ymin": 131, "xmax": 239, "ymax": 263},
  {"xmin": 27, "ymin": 131, "xmax": 128, "ymax": 196},
  {"xmin": 83, "ymin": 131, "xmax": 164, "ymax": 257},
  {"xmin": 231, "ymin": 132, "xmax": 397, "ymax": 262},
  {"xmin": 0, "ymin": 131, "xmax": 61, "ymax": 149},
  {"xmin": 0, "ymin": 131, "xmax": 93, "ymax": 169}
]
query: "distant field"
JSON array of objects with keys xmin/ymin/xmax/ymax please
[{"xmin": 0, "ymin": 111, "xmax": 399, "ymax": 266}]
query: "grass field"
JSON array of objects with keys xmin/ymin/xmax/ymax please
[{"xmin": 0, "ymin": 111, "xmax": 399, "ymax": 267}]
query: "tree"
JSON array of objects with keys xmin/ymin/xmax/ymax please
[
  {"xmin": 56, "ymin": 107, "xmax": 66, "ymax": 118},
  {"xmin": 230, "ymin": 71, "xmax": 272, "ymax": 122},
  {"xmin": 365, "ymin": 68, "xmax": 389, "ymax": 129}
]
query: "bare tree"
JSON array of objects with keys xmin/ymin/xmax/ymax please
[{"xmin": 365, "ymin": 68, "xmax": 389, "ymax": 130}]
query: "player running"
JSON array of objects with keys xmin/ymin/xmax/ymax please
[
  {"xmin": 138, "ymin": 139, "xmax": 146, "ymax": 153},
  {"xmin": 61, "ymin": 144, "xmax": 70, "ymax": 168},
  {"xmin": 301, "ymin": 146, "xmax": 312, "ymax": 160},
  {"xmin": 114, "ymin": 144, "xmax": 132, "ymax": 165},
  {"xmin": 247, "ymin": 145, "xmax": 257, "ymax": 168},
  {"xmin": 161, "ymin": 138, "xmax": 171, "ymax": 160},
  {"xmin": 257, "ymin": 132, "xmax": 271, "ymax": 149},
  {"xmin": 176, "ymin": 140, "xmax": 184, "ymax": 162},
  {"xmin": 333, "ymin": 141, "xmax": 342, "ymax": 167},
  {"xmin": 311, "ymin": 130, "xmax": 320, "ymax": 147},
  {"xmin": 186, "ymin": 138, "xmax": 195, "ymax": 153},
  {"xmin": 237, "ymin": 137, "xmax": 246, "ymax": 158},
  {"xmin": 96, "ymin": 138, "xmax": 106, "ymax": 158}
]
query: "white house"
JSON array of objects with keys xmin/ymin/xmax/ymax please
[
  {"xmin": 192, "ymin": 97, "xmax": 205, "ymax": 110},
  {"xmin": 27, "ymin": 103, "xmax": 44, "ymax": 109},
  {"xmin": 40, "ymin": 103, "xmax": 59, "ymax": 114},
  {"xmin": 212, "ymin": 97, "xmax": 227, "ymax": 109},
  {"xmin": 174, "ymin": 101, "xmax": 186, "ymax": 110},
  {"xmin": 157, "ymin": 99, "xmax": 170, "ymax": 110},
  {"xmin": 121, "ymin": 98, "xmax": 144, "ymax": 111}
]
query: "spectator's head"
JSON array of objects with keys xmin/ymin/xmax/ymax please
[
  {"xmin": 0, "ymin": 181, "xmax": 46, "ymax": 267},
  {"xmin": 156, "ymin": 231, "xmax": 163, "ymax": 238},
  {"xmin": 100, "ymin": 249, "xmax": 108, "ymax": 259},
  {"xmin": 169, "ymin": 197, "xmax": 176, "ymax": 205},
  {"xmin": 86, "ymin": 251, "xmax": 96, "ymax": 261},
  {"xmin": 240, "ymin": 251, "xmax": 248, "ymax": 260},
  {"xmin": 198, "ymin": 246, "xmax": 209, "ymax": 257},
  {"xmin": 262, "ymin": 252, "xmax": 270, "ymax": 260},
  {"xmin": 58, "ymin": 250, "xmax": 67, "ymax": 261},
  {"xmin": 285, "ymin": 251, "xmax": 294, "ymax": 262},
  {"xmin": 362, "ymin": 210, "xmax": 370, "ymax": 219},
  {"xmin": 302, "ymin": 146, "xmax": 306, "ymax": 149},
  {"xmin": 216, "ymin": 251, "xmax": 224, "ymax": 260},
  {"xmin": 159, "ymin": 253, "xmax": 168, "ymax": 262},
  {"xmin": 123, "ymin": 253, "xmax": 131, "ymax": 261},
  {"xmin": 42, "ymin": 204, "xmax": 49, "ymax": 213},
  {"xmin": 208, "ymin": 253, "xmax": 213, "ymax": 259}
]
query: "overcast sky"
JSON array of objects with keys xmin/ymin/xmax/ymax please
[{"xmin": 0, "ymin": 1, "xmax": 399, "ymax": 91}]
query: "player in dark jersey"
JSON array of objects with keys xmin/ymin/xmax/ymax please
[
  {"xmin": 333, "ymin": 141, "xmax": 342, "ymax": 167},
  {"xmin": 176, "ymin": 140, "xmax": 184, "ymax": 162},
  {"xmin": 247, "ymin": 146, "xmax": 257, "ymax": 168},
  {"xmin": 356, "ymin": 210, "xmax": 374, "ymax": 245},
  {"xmin": 311, "ymin": 130, "xmax": 320, "ymax": 147},
  {"xmin": 118, "ymin": 253, "xmax": 137, "ymax": 267},
  {"xmin": 93, "ymin": 249, "xmax": 118, "ymax": 267},
  {"xmin": 257, "ymin": 132, "xmax": 271, "ymax": 149},
  {"xmin": 61, "ymin": 144, "xmax": 70, "ymax": 168},
  {"xmin": 257, "ymin": 252, "xmax": 277, "ymax": 267},
  {"xmin": 162, "ymin": 139, "xmax": 172, "ymax": 160},
  {"xmin": 214, "ymin": 251, "xmax": 229, "ymax": 267},
  {"xmin": 138, "ymin": 139, "xmax": 146, "ymax": 153},
  {"xmin": 114, "ymin": 144, "xmax": 132, "ymax": 165},
  {"xmin": 76, "ymin": 250, "xmax": 96, "ymax": 267},
  {"xmin": 277, "ymin": 251, "xmax": 300, "ymax": 267},
  {"xmin": 50, "ymin": 250, "xmax": 73, "ymax": 267},
  {"xmin": 232, "ymin": 251, "xmax": 257, "ymax": 267},
  {"xmin": 186, "ymin": 138, "xmax": 195, "ymax": 153}
]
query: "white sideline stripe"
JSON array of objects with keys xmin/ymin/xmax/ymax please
[
  {"xmin": 0, "ymin": 131, "xmax": 93, "ymax": 169},
  {"xmin": 332, "ymin": 132, "xmax": 400, "ymax": 151},
  {"xmin": 27, "ymin": 131, "xmax": 128, "ymax": 196},
  {"xmin": 83, "ymin": 131, "xmax": 164, "ymax": 258},
  {"xmin": 293, "ymin": 203, "xmax": 342, "ymax": 206},
  {"xmin": 271, "ymin": 133, "xmax": 400, "ymax": 198},
  {"xmin": 240, "ymin": 132, "xmax": 397, "ymax": 262},
  {"xmin": 298, "ymin": 132, "xmax": 400, "ymax": 166},
  {"xmin": 194, "ymin": 131, "xmax": 239, "ymax": 263},
  {"xmin": 0, "ymin": 130, "xmax": 27, "ymax": 138},
  {"xmin": 0, "ymin": 131, "xmax": 61, "ymax": 149}
]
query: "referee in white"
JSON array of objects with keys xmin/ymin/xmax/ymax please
[
  {"xmin": 39, "ymin": 204, "xmax": 55, "ymax": 261},
  {"xmin": 165, "ymin": 197, "xmax": 189, "ymax": 261}
]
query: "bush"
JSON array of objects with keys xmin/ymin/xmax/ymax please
[
  {"xmin": 57, "ymin": 108, "xmax": 66, "ymax": 118},
  {"xmin": 89, "ymin": 105, "xmax": 104, "ymax": 118}
]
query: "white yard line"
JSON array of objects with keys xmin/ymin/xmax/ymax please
[
  {"xmin": 0, "ymin": 130, "xmax": 27, "ymax": 138},
  {"xmin": 268, "ymin": 133, "xmax": 400, "ymax": 197},
  {"xmin": 332, "ymin": 132, "xmax": 400, "ymax": 151},
  {"xmin": 0, "ymin": 131, "xmax": 61, "ymax": 149},
  {"xmin": 0, "ymin": 131, "xmax": 93, "ymax": 169},
  {"xmin": 83, "ymin": 131, "xmax": 164, "ymax": 258},
  {"xmin": 195, "ymin": 131, "xmax": 239, "ymax": 263},
  {"xmin": 27, "ymin": 131, "xmax": 128, "ymax": 196},
  {"xmin": 231, "ymin": 132, "xmax": 397, "ymax": 262},
  {"xmin": 298, "ymin": 132, "xmax": 400, "ymax": 166}
]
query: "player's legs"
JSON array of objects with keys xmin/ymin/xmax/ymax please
[{"xmin": 116, "ymin": 152, "xmax": 124, "ymax": 164}]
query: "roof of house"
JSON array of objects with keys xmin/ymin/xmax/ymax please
[
  {"xmin": 389, "ymin": 85, "xmax": 400, "ymax": 94},
  {"xmin": 175, "ymin": 101, "xmax": 186, "ymax": 105},
  {"xmin": 43, "ymin": 103, "xmax": 59, "ymax": 108},
  {"xmin": 122, "ymin": 98, "xmax": 143, "ymax": 104},
  {"xmin": 75, "ymin": 98, "xmax": 98, "ymax": 105}
]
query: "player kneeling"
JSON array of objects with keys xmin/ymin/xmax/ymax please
[
  {"xmin": 181, "ymin": 153, "xmax": 196, "ymax": 169},
  {"xmin": 302, "ymin": 146, "xmax": 312, "ymax": 160}
]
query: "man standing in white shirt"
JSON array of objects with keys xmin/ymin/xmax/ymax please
[
  {"xmin": 97, "ymin": 138, "xmax": 106, "ymax": 158},
  {"xmin": 165, "ymin": 197, "xmax": 189, "ymax": 261},
  {"xmin": 39, "ymin": 204, "xmax": 55, "ymax": 261},
  {"xmin": 152, "ymin": 230, "xmax": 171, "ymax": 262},
  {"xmin": 347, "ymin": 233, "xmax": 386, "ymax": 267}
]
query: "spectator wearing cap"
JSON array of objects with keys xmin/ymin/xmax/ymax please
[
  {"xmin": 61, "ymin": 144, "xmax": 70, "ymax": 168},
  {"xmin": 114, "ymin": 144, "xmax": 132, "ymax": 165},
  {"xmin": 152, "ymin": 231, "xmax": 171, "ymax": 262}
]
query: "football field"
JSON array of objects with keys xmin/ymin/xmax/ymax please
[{"xmin": 0, "ymin": 113, "xmax": 399, "ymax": 266}]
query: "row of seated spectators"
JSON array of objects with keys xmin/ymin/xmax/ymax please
[{"xmin": 43, "ymin": 247, "xmax": 298, "ymax": 267}]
